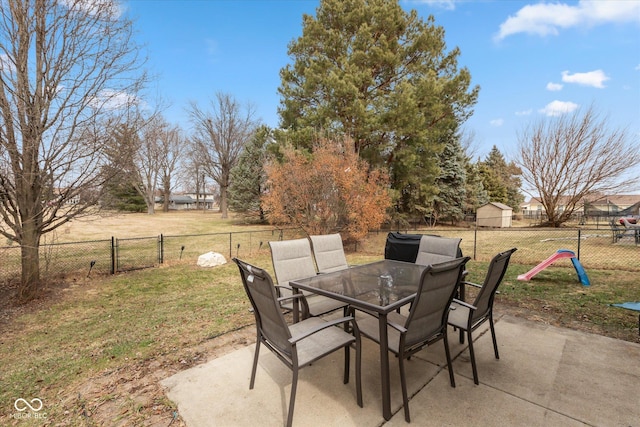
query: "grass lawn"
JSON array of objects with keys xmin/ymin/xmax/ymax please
[{"xmin": 1, "ymin": 211, "xmax": 638, "ymax": 425}]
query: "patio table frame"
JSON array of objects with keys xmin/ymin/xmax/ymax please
[{"xmin": 290, "ymin": 259, "xmax": 428, "ymax": 421}]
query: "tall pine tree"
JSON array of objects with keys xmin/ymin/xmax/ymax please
[
  {"xmin": 228, "ymin": 126, "xmax": 272, "ymax": 220},
  {"xmin": 432, "ymin": 135, "xmax": 466, "ymax": 225},
  {"xmin": 278, "ymin": 0, "xmax": 479, "ymax": 218}
]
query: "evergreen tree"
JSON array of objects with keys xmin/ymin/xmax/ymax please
[
  {"xmin": 432, "ymin": 135, "xmax": 466, "ymax": 224},
  {"xmin": 278, "ymin": 0, "xmax": 479, "ymax": 218},
  {"xmin": 463, "ymin": 160, "xmax": 489, "ymax": 214},
  {"xmin": 228, "ymin": 126, "xmax": 272, "ymax": 220},
  {"xmin": 479, "ymin": 146, "xmax": 523, "ymax": 209}
]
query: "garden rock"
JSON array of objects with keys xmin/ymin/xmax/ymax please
[{"xmin": 197, "ymin": 251, "xmax": 227, "ymax": 267}]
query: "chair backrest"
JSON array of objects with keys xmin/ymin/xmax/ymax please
[
  {"xmin": 233, "ymin": 258, "xmax": 292, "ymax": 357},
  {"xmin": 415, "ymin": 235, "xmax": 462, "ymax": 266},
  {"xmin": 404, "ymin": 256, "xmax": 470, "ymax": 347},
  {"xmin": 309, "ymin": 234, "xmax": 349, "ymax": 274},
  {"xmin": 471, "ymin": 248, "xmax": 517, "ymax": 322},
  {"xmin": 269, "ymin": 238, "xmax": 318, "ymax": 286}
]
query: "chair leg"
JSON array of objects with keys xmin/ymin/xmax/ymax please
[
  {"xmin": 489, "ymin": 315, "xmax": 500, "ymax": 359},
  {"xmin": 343, "ymin": 345, "xmax": 350, "ymax": 384},
  {"xmin": 467, "ymin": 330, "xmax": 479, "ymax": 385},
  {"xmin": 443, "ymin": 330, "xmax": 456, "ymax": 388},
  {"xmin": 355, "ymin": 338, "xmax": 363, "ymax": 408},
  {"xmin": 250, "ymin": 336, "xmax": 261, "ymax": 389},
  {"xmin": 287, "ymin": 368, "xmax": 299, "ymax": 427},
  {"xmin": 399, "ymin": 355, "xmax": 410, "ymax": 422}
]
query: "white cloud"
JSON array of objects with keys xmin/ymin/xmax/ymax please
[
  {"xmin": 90, "ymin": 89, "xmax": 142, "ymax": 110},
  {"xmin": 60, "ymin": 0, "xmax": 123, "ymax": 18},
  {"xmin": 490, "ymin": 118, "xmax": 504, "ymax": 127},
  {"xmin": 561, "ymin": 70, "xmax": 609, "ymax": 88},
  {"xmin": 515, "ymin": 109, "xmax": 533, "ymax": 116},
  {"xmin": 496, "ymin": 0, "xmax": 640, "ymax": 40},
  {"xmin": 410, "ymin": 0, "xmax": 456, "ymax": 10},
  {"xmin": 538, "ymin": 100, "xmax": 579, "ymax": 117},
  {"xmin": 635, "ymin": 64, "xmax": 640, "ymax": 71},
  {"xmin": 546, "ymin": 82, "xmax": 563, "ymax": 91}
]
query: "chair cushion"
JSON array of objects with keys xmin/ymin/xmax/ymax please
[
  {"xmin": 447, "ymin": 301, "xmax": 471, "ymax": 330},
  {"xmin": 290, "ymin": 317, "xmax": 355, "ymax": 366}
]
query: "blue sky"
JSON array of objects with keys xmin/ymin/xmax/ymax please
[{"xmin": 123, "ymin": 0, "xmax": 640, "ymax": 163}]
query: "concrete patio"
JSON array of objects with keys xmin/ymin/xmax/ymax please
[{"xmin": 161, "ymin": 314, "xmax": 640, "ymax": 426}]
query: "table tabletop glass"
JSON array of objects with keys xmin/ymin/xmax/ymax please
[{"xmin": 290, "ymin": 259, "xmax": 427, "ymax": 314}]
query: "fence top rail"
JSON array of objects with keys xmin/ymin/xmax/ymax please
[{"xmin": 161, "ymin": 227, "xmax": 300, "ymax": 239}]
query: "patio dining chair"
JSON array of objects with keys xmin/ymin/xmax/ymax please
[
  {"xmin": 233, "ymin": 258, "xmax": 362, "ymax": 427},
  {"xmin": 447, "ymin": 248, "xmax": 517, "ymax": 385},
  {"xmin": 620, "ymin": 217, "xmax": 640, "ymax": 244},
  {"xmin": 414, "ymin": 235, "xmax": 462, "ymax": 266},
  {"xmin": 355, "ymin": 256, "xmax": 470, "ymax": 422},
  {"xmin": 309, "ymin": 233, "xmax": 349, "ymax": 274},
  {"xmin": 270, "ymin": 238, "xmax": 349, "ymax": 319}
]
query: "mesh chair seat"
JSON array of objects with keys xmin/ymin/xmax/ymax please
[
  {"xmin": 233, "ymin": 258, "xmax": 362, "ymax": 427},
  {"xmin": 447, "ymin": 248, "xmax": 517, "ymax": 385}
]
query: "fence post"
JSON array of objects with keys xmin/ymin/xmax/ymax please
[
  {"xmin": 111, "ymin": 236, "xmax": 116, "ymax": 274},
  {"xmin": 229, "ymin": 232, "xmax": 232, "ymax": 259},
  {"xmin": 473, "ymin": 226, "xmax": 477, "ymax": 260},
  {"xmin": 158, "ymin": 234, "xmax": 164, "ymax": 264},
  {"xmin": 577, "ymin": 229, "xmax": 581, "ymax": 259}
]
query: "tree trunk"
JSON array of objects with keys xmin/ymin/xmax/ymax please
[
  {"xmin": 220, "ymin": 185, "xmax": 228, "ymax": 218},
  {"xmin": 20, "ymin": 221, "xmax": 41, "ymax": 299}
]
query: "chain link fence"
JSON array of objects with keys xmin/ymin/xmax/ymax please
[{"xmin": 0, "ymin": 225, "xmax": 637, "ymax": 284}]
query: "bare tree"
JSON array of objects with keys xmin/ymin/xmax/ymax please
[
  {"xmin": 188, "ymin": 93, "xmax": 258, "ymax": 218},
  {"xmin": 0, "ymin": 0, "xmax": 145, "ymax": 298},
  {"xmin": 517, "ymin": 106, "xmax": 640, "ymax": 227},
  {"xmin": 158, "ymin": 123, "xmax": 183, "ymax": 212},
  {"xmin": 132, "ymin": 116, "xmax": 164, "ymax": 214}
]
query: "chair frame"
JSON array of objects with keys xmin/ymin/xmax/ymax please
[
  {"xmin": 448, "ymin": 248, "xmax": 517, "ymax": 385},
  {"xmin": 357, "ymin": 256, "xmax": 469, "ymax": 422},
  {"xmin": 233, "ymin": 258, "xmax": 362, "ymax": 427}
]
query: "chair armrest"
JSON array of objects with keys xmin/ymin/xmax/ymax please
[
  {"xmin": 452, "ymin": 298, "xmax": 477, "ymax": 311},
  {"xmin": 386, "ymin": 320, "xmax": 407, "ymax": 334},
  {"xmin": 277, "ymin": 293, "xmax": 307, "ymax": 304},
  {"xmin": 289, "ymin": 316, "xmax": 356, "ymax": 343},
  {"xmin": 462, "ymin": 281, "xmax": 482, "ymax": 289}
]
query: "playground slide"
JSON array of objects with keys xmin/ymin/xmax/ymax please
[
  {"xmin": 570, "ymin": 257, "xmax": 591, "ymax": 286},
  {"xmin": 517, "ymin": 249, "xmax": 577, "ymax": 281}
]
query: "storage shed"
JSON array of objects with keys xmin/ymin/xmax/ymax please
[{"xmin": 477, "ymin": 202, "xmax": 513, "ymax": 228}]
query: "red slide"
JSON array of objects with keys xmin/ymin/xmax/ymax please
[{"xmin": 517, "ymin": 250, "xmax": 576, "ymax": 281}]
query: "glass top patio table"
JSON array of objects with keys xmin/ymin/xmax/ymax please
[
  {"xmin": 290, "ymin": 259, "xmax": 428, "ymax": 421},
  {"xmin": 291, "ymin": 259, "xmax": 427, "ymax": 314}
]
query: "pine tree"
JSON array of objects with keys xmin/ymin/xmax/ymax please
[
  {"xmin": 278, "ymin": 0, "xmax": 479, "ymax": 218},
  {"xmin": 432, "ymin": 135, "xmax": 466, "ymax": 224},
  {"xmin": 479, "ymin": 146, "xmax": 523, "ymax": 209},
  {"xmin": 228, "ymin": 126, "xmax": 272, "ymax": 220}
]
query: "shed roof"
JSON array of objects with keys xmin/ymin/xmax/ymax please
[{"xmin": 480, "ymin": 202, "xmax": 512, "ymax": 211}]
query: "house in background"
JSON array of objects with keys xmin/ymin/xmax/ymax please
[
  {"xmin": 520, "ymin": 194, "xmax": 640, "ymax": 219},
  {"xmin": 477, "ymin": 202, "xmax": 513, "ymax": 227},
  {"xmin": 154, "ymin": 193, "xmax": 217, "ymax": 211}
]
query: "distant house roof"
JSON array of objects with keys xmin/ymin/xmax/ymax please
[
  {"xmin": 520, "ymin": 194, "xmax": 640, "ymax": 211},
  {"xmin": 154, "ymin": 195, "xmax": 195, "ymax": 204}
]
